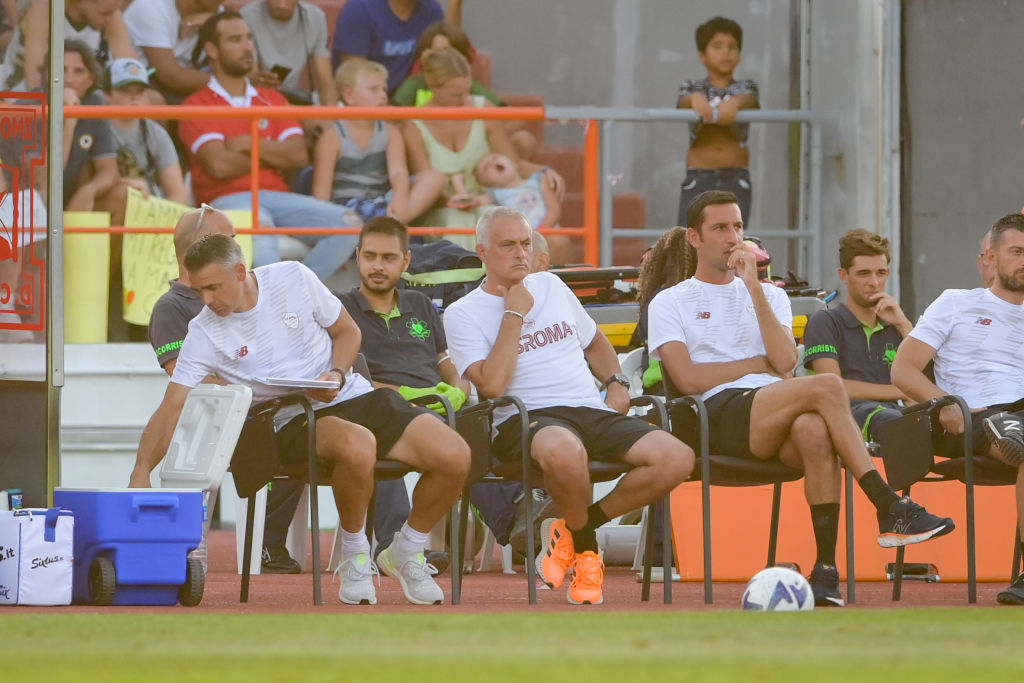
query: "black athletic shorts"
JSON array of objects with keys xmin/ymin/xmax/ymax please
[
  {"xmin": 276, "ymin": 388, "xmax": 430, "ymax": 465},
  {"xmin": 492, "ymin": 405, "xmax": 659, "ymax": 463},
  {"xmin": 704, "ymin": 387, "xmax": 760, "ymax": 457},
  {"xmin": 938, "ymin": 397, "xmax": 1024, "ymax": 458}
]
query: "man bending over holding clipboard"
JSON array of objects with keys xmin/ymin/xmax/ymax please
[{"xmin": 130, "ymin": 233, "xmax": 470, "ymax": 605}]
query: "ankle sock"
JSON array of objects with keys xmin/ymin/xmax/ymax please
[
  {"xmin": 810, "ymin": 503, "xmax": 840, "ymax": 567},
  {"xmin": 858, "ymin": 469, "xmax": 900, "ymax": 517},
  {"xmin": 393, "ymin": 522, "xmax": 430, "ymax": 558},
  {"xmin": 340, "ymin": 527, "xmax": 371, "ymax": 557},
  {"xmin": 568, "ymin": 504, "xmax": 609, "ymax": 554}
]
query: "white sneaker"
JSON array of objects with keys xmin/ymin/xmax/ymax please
[
  {"xmin": 334, "ymin": 552, "xmax": 378, "ymax": 605},
  {"xmin": 377, "ymin": 535, "xmax": 444, "ymax": 605}
]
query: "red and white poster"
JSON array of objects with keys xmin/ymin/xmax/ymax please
[{"xmin": 0, "ymin": 92, "xmax": 46, "ymax": 340}]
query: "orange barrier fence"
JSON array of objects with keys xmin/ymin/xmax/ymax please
[
  {"xmin": 670, "ymin": 461, "xmax": 1017, "ymax": 583},
  {"xmin": 62, "ymin": 104, "xmax": 600, "ymax": 265}
]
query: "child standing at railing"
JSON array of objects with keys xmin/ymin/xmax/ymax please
[
  {"xmin": 676, "ymin": 16, "xmax": 759, "ymax": 226},
  {"xmin": 311, "ymin": 58, "xmax": 444, "ymax": 225}
]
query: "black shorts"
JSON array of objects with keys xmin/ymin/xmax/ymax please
[
  {"xmin": 938, "ymin": 398, "xmax": 1024, "ymax": 458},
  {"xmin": 492, "ymin": 405, "xmax": 660, "ymax": 464},
  {"xmin": 704, "ymin": 387, "xmax": 760, "ymax": 457},
  {"xmin": 276, "ymin": 388, "xmax": 430, "ymax": 466}
]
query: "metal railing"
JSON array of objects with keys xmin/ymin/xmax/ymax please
[{"xmin": 63, "ymin": 104, "xmax": 822, "ymax": 278}]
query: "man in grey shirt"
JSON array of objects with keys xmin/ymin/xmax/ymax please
[{"xmin": 241, "ymin": 0, "xmax": 338, "ymax": 106}]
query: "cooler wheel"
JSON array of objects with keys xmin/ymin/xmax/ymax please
[
  {"xmin": 178, "ymin": 556, "xmax": 205, "ymax": 606},
  {"xmin": 88, "ymin": 556, "xmax": 116, "ymax": 606}
]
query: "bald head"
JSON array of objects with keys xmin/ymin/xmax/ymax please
[
  {"xmin": 173, "ymin": 206, "xmax": 235, "ymax": 264},
  {"xmin": 531, "ymin": 230, "xmax": 550, "ymax": 272},
  {"xmin": 978, "ymin": 230, "xmax": 995, "ymax": 287}
]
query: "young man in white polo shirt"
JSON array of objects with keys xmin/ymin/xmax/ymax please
[
  {"xmin": 648, "ymin": 190, "xmax": 954, "ymax": 607},
  {"xmin": 130, "ymin": 234, "xmax": 470, "ymax": 605},
  {"xmin": 444, "ymin": 207, "xmax": 694, "ymax": 605},
  {"xmin": 893, "ymin": 213, "xmax": 1024, "ymax": 605}
]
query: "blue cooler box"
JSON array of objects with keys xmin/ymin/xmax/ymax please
[{"xmin": 53, "ymin": 488, "xmax": 203, "ymax": 605}]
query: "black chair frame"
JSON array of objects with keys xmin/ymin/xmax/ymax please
[
  {"xmin": 666, "ymin": 392, "xmax": 857, "ymax": 604},
  {"xmin": 450, "ymin": 395, "xmax": 674, "ymax": 605},
  {"xmin": 876, "ymin": 394, "xmax": 1015, "ymax": 604},
  {"xmin": 234, "ymin": 377, "xmax": 457, "ymax": 606}
]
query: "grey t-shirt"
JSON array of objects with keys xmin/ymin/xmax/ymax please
[
  {"xmin": 111, "ymin": 119, "xmax": 179, "ymax": 198},
  {"xmin": 148, "ymin": 280, "xmax": 202, "ymax": 368},
  {"xmin": 241, "ymin": 0, "xmax": 328, "ymax": 96}
]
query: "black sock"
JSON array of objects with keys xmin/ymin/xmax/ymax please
[
  {"xmin": 568, "ymin": 504, "xmax": 609, "ymax": 554},
  {"xmin": 810, "ymin": 503, "xmax": 840, "ymax": 567},
  {"xmin": 858, "ymin": 469, "xmax": 900, "ymax": 516}
]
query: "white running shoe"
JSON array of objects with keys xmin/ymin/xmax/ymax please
[
  {"xmin": 377, "ymin": 534, "xmax": 444, "ymax": 605},
  {"xmin": 335, "ymin": 552, "xmax": 378, "ymax": 605}
]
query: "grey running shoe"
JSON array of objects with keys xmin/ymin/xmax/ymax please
[
  {"xmin": 334, "ymin": 552, "xmax": 378, "ymax": 605},
  {"xmin": 377, "ymin": 533, "xmax": 444, "ymax": 605},
  {"xmin": 508, "ymin": 489, "xmax": 559, "ymax": 557}
]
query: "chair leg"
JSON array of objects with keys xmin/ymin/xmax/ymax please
[
  {"xmin": 892, "ymin": 486, "xmax": 910, "ymax": 602},
  {"xmin": 1012, "ymin": 523, "xmax": 1022, "ymax": 583},
  {"xmin": 240, "ymin": 494, "xmax": 257, "ymax": 603},
  {"xmin": 309, "ymin": 482, "xmax": 321, "ymax": 606},
  {"xmin": 641, "ymin": 505, "xmax": 653, "ymax": 602},
  {"xmin": 661, "ymin": 495, "xmax": 673, "ymax": 604},
  {"xmin": 845, "ymin": 469, "xmax": 856, "ymax": 605},
  {"xmin": 448, "ymin": 501, "xmax": 461, "ymax": 605},
  {"xmin": 701, "ymin": 475, "xmax": 712, "ymax": 604},
  {"xmin": 453, "ymin": 491, "xmax": 471, "ymax": 604},
  {"xmin": 767, "ymin": 482, "xmax": 782, "ymax": 566},
  {"xmin": 522, "ymin": 473, "xmax": 537, "ymax": 605}
]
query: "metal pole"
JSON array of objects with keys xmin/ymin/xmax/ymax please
[
  {"xmin": 47, "ymin": 0, "xmax": 66, "ymax": 500},
  {"xmin": 808, "ymin": 119, "xmax": 824, "ymax": 286},
  {"xmin": 599, "ymin": 120, "xmax": 614, "ymax": 266}
]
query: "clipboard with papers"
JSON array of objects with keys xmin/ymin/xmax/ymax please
[{"xmin": 254, "ymin": 377, "xmax": 341, "ymax": 390}]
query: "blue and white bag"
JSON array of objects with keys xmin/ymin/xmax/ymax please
[{"xmin": 0, "ymin": 508, "xmax": 74, "ymax": 605}]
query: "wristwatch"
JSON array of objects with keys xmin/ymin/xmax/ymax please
[
  {"xmin": 330, "ymin": 367, "xmax": 346, "ymax": 389},
  {"xmin": 601, "ymin": 373, "xmax": 630, "ymax": 391}
]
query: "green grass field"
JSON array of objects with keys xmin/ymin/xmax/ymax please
[{"xmin": 3, "ymin": 609, "xmax": 1023, "ymax": 681}]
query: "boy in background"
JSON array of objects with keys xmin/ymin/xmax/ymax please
[
  {"xmin": 676, "ymin": 16, "xmax": 759, "ymax": 225},
  {"xmin": 312, "ymin": 57, "xmax": 444, "ymax": 225}
]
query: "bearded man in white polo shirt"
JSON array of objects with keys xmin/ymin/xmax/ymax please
[{"xmin": 893, "ymin": 212, "xmax": 1024, "ymax": 605}]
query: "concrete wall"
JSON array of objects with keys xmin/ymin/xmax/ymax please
[
  {"xmin": 902, "ymin": 0, "xmax": 1024, "ymax": 314},
  {"xmin": 463, "ymin": 0, "xmax": 888, "ymax": 291}
]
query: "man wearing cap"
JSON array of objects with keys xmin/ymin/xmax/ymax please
[{"xmin": 96, "ymin": 57, "xmax": 188, "ymax": 225}]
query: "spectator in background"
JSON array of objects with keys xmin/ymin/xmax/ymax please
[
  {"xmin": 403, "ymin": 47, "xmax": 562, "ymax": 248},
  {"xmin": 312, "ymin": 58, "xmax": 444, "ymax": 225},
  {"xmin": 531, "ymin": 229, "xmax": 550, "ymax": 272},
  {"xmin": 979, "ymin": 230, "xmax": 996, "ymax": 287},
  {"xmin": 63, "ymin": 40, "xmax": 120, "ymax": 211},
  {"xmin": 240, "ymin": 0, "xmax": 338, "ymax": 107},
  {"xmin": 124, "ymin": 0, "xmax": 221, "ymax": 99},
  {"xmin": 331, "ymin": 0, "xmax": 462, "ymax": 95},
  {"xmin": 0, "ymin": 0, "xmax": 136, "ymax": 92},
  {"xmin": 97, "ymin": 58, "xmax": 187, "ymax": 224},
  {"xmin": 675, "ymin": 16, "xmax": 759, "ymax": 225},
  {"xmin": 179, "ymin": 11, "xmax": 361, "ymax": 282},
  {"xmin": 392, "ymin": 21, "xmax": 536, "ymax": 160}
]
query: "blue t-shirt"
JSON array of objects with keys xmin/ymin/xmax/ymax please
[{"xmin": 331, "ymin": 0, "xmax": 444, "ymax": 93}]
